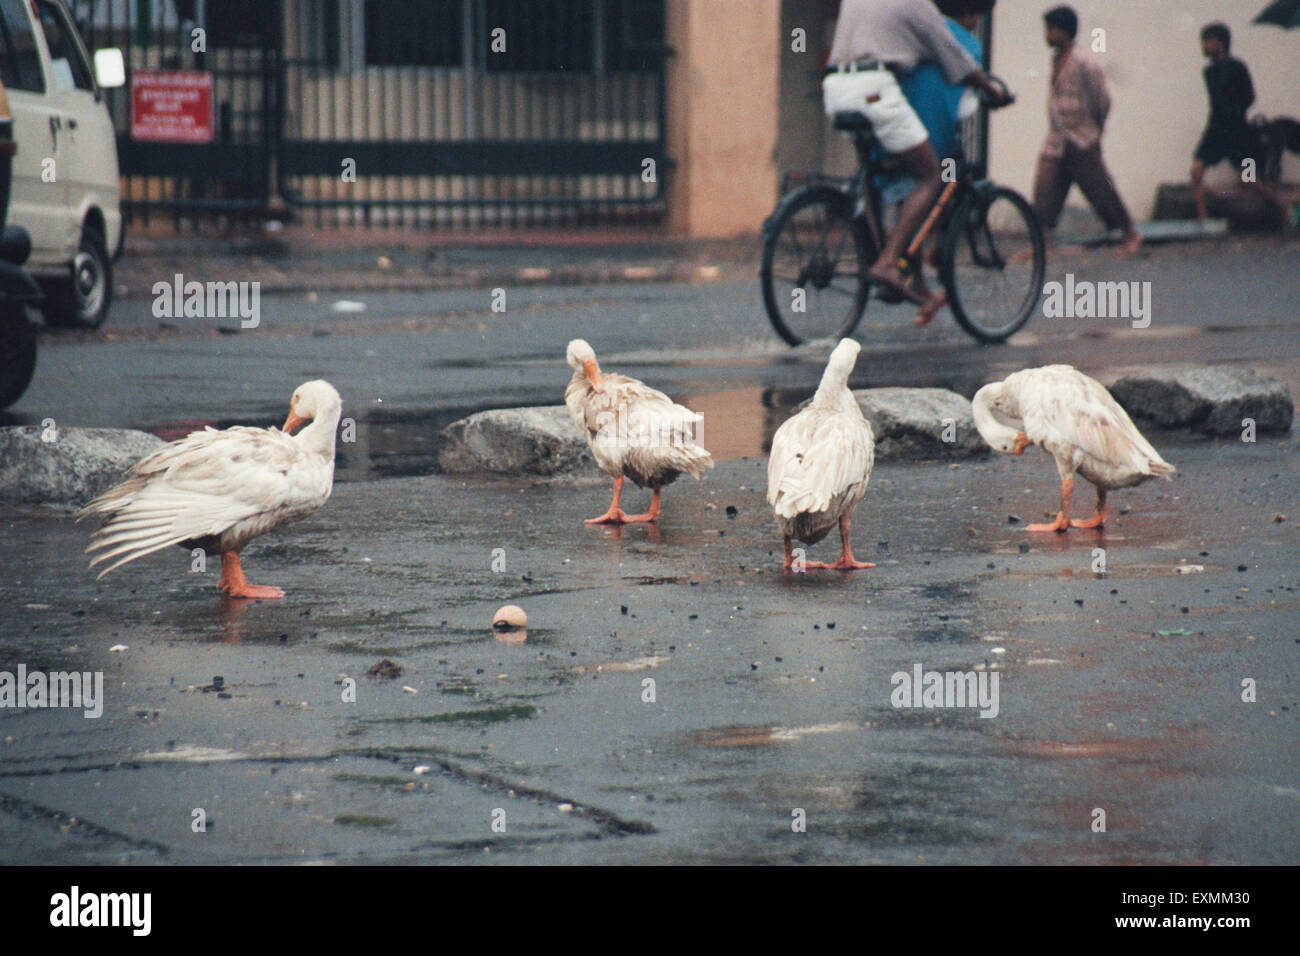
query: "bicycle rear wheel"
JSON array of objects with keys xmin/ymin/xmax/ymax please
[
  {"xmin": 939, "ymin": 186, "xmax": 1044, "ymax": 343},
  {"xmin": 761, "ymin": 185, "xmax": 873, "ymax": 346}
]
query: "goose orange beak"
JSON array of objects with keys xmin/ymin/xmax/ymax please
[
  {"xmin": 583, "ymin": 358, "xmax": 603, "ymax": 393},
  {"xmin": 283, "ymin": 411, "xmax": 307, "ymax": 434}
]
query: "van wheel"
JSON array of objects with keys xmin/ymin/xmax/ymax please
[
  {"xmin": 42, "ymin": 228, "xmax": 112, "ymax": 329},
  {"xmin": 0, "ymin": 307, "xmax": 37, "ymax": 409}
]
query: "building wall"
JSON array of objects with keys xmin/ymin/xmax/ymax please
[
  {"xmin": 775, "ymin": 0, "xmax": 1300, "ymax": 226},
  {"xmin": 987, "ymin": 0, "xmax": 1300, "ymax": 220},
  {"xmin": 665, "ymin": 0, "xmax": 782, "ymax": 236}
]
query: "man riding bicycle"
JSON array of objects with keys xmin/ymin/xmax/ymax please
[{"xmin": 823, "ymin": 0, "xmax": 1008, "ymax": 322}]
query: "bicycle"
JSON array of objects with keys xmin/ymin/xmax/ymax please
[{"xmin": 760, "ymin": 80, "xmax": 1045, "ymax": 346}]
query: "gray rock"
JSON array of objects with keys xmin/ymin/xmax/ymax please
[
  {"xmin": 855, "ymin": 388, "xmax": 988, "ymax": 459},
  {"xmin": 437, "ymin": 406, "xmax": 597, "ymax": 476},
  {"xmin": 1109, "ymin": 367, "xmax": 1293, "ymax": 435},
  {"xmin": 793, "ymin": 387, "xmax": 987, "ymax": 459},
  {"xmin": 0, "ymin": 426, "xmax": 165, "ymax": 507}
]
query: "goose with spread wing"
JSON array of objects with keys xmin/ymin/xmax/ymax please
[
  {"xmin": 564, "ymin": 339, "xmax": 713, "ymax": 524},
  {"xmin": 79, "ymin": 380, "xmax": 342, "ymax": 598},
  {"xmin": 972, "ymin": 365, "xmax": 1175, "ymax": 532},
  {"xmin": 767, "ymin": 339, "xmax": 875, "ymax": 570}
]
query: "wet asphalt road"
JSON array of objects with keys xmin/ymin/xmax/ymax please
[{"xmin": 0, "ymin": 236, "xmax": 1297, "ymax": 864}]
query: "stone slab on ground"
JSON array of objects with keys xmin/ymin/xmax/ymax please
[
  {"xmin": 0, "ymin": 427, "xmax": 164, "ymax": 507},
  {"xmin": 437, "ymin": 406, "xmax": 596, "ymax": 476},
  {"xmin": 1109, "ymin": 367, "xmax": 1293, "ymax": 435}
]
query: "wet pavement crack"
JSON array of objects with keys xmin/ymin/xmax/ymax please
[
  {"xmin": 341, "ymin": 748, "xmax": 656, "ymax": 837},
  {"xmin": 0, "ymin": 789, "xmax": 171, "ymax": 856}
]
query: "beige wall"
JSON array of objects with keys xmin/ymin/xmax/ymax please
[
  {"xmin": 666, "ymin": 0, "xmax": 782, "ymax": 236},
  {"xmin": 988, "ymin": 0, "xmax": 1300, "ymax": 220}
]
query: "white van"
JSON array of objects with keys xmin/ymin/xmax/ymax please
[{"xmin": 0, "ymin": 0, "xmax": 123, "ymax": 328}]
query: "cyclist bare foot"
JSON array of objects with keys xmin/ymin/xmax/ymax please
[
  {"xmin": 915, "ymin": 287, "xmax": 947, "ymax": 326},
  {"xmin": 1113, "ymin": 230, "xmax": 1143, "ymax": 258},
  {"xmin": 867, "ymin": 262, "xmax": 927, "ymax": 306}
]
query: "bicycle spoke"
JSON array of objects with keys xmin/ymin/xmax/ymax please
[
  {"xmin": 761, "ymin": 189, "xmax": 872, "ymax": 344},
  {"xmin": 943, "ymin": 189, "xmax": 1044, "ymax": 342}
]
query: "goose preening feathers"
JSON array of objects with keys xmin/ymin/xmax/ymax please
[
  {"xmin": 564, "ymin": 339, "xmax": 714, "ymax": 524},
  {"xmin": 79, "ymin": 380, "xmax": 342, "ymax": 598},
  {"xmin": 972, "ymin": 365, "xmax": 1175, "ymax": 532},
  {"xmin": 767, "ymin": 339, "xmax": 875, "ymax": 570}
]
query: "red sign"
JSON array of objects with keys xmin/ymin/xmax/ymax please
[{"xmin": 130, "ymin": 70, "xmax": 213, "ymax": 143}]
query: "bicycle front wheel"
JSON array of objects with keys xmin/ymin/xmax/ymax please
[
  {"xmin": 939, "ymin": 186, "xmax": 1044, "ymax": 343},
  {"xmin": 761, "ymin": 185, "xmax": 873, "ymax": 346}
]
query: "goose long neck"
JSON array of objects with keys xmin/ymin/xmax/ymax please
[
  {"xmin": 296, "ymin": 406, "xmax": 341, "ymax": 458},
  {"xmin": 813, "ymin": 364, "xmax": 852, "ymax": 409},
  {"xmin": 972, "ymin": 387, "xmax": 1020, "ymax": 447}
]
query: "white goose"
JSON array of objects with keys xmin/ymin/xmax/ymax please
[
  {"xmin": 972, "ymin": 365, "xmax": 1175, "ymax": 532},
  {"xmin": 79, "ymin": 380, "xmax": 342, "ymax": 598},
  {"xmin": 767, "ymin": 339, "xmax": 875, "ymax": 570},
  {"xmin": 564, "ymin": 339, "xmax": 713, "ymax": 524}
]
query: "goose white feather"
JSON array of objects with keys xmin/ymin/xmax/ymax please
[
  {"xmin": 79, "ymin": 380, "xmax": 342, "ymax": 597},
  {"xmin": 564, "ymin": 339, "xmax": 713, "ymax": 524},
  {"xmin": 972, "ymin": 365, "xmax": 1174, "ymax": 531},
  {"xmin": 766, "ymin": 339, "xmax": 875, "ymax": 570}
]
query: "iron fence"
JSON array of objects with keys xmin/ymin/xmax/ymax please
[{"xmin": 71, "ymin": 0, "xmax": 666, "ymax": 229}]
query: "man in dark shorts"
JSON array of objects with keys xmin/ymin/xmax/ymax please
[{"xmin": 1191, "ymin": 22, "xmax": 1297, "ymax": 230}]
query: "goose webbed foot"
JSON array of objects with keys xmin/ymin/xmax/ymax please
[{"xmin": 218, "ymin": 552, "xmax": 285, "ymax": 599}]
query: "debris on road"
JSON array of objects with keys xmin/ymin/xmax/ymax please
[{"xmin": 365, "ymin": 659, "xmax": 403, "ymax": 679}]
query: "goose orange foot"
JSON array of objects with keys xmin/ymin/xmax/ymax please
[
  {"xmin": 1026, "ymin": 512, "xmax": 1071, "ymax": 533},
  {"xmin": 784, "ymin": 516, "xmax": 875, "ymax": 570},
  {"xmin": 1069, "ymin": 490, "xmax": 1107, "ymax": 529},
  {"xmin": 218, "ymin": 552, "xmax": 284, "ymax": 599},
  {"xmin": 585, "ymin": 508, "xmax": 634, "ymax": 525},
  {"xmin": 804, "ymin": 557, "xmax": 877, "ymax": 570},
  {"xmin": 1026, "ymin": 477, "xmax": 1073, "ymax": 532},
  {"xmin": 586, "ymin": 479, "xmax": 661, "ymax": 525}
]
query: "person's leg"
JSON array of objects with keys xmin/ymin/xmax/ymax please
[
  {"xmin": 1022, "ymin": 151, "xmax": 1071, "ymax": 262},
  {"xmin": 1191, "ymin": 158, "xmax": 1208, "ymax": 224},
  {"xmin": 1244, "ymin": 180, "xmax": 1292, "ymax": 226},
  {"xmin": 1071, "ymin": 144, "xmax": 1141, "ymax": 256},
  {"xmin": 870, "ymin": 139, "xmax": 941, "ymax": 284},
  {"xmin": 857, "ymin": 71, "xmax": 943, "ymax": 311},
  {"xmin": 1033, "ymin": 151, "xmax": 1072, "ymax": 231}
]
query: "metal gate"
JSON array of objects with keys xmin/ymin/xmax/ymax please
[
  {"xmin": 71, "ymin": 0, "xmax": 281, "ymax": 227},
  {"xmin": 71, "ymin": 0, "xmax": 666, "ymax": 230}
]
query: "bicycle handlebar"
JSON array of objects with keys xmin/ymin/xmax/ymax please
[{"xmin": 979, "ymin": 75, "xmax": 1016, "ymax": 108}]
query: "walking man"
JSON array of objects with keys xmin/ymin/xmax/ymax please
[{"xmin": 1030, "ymin": 5, "xmax": 1141, "ymax": 257}]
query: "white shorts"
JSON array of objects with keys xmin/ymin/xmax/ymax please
[{"xmin": 822, "ymin": 69, "xmax": 929, "ymax": 155}]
